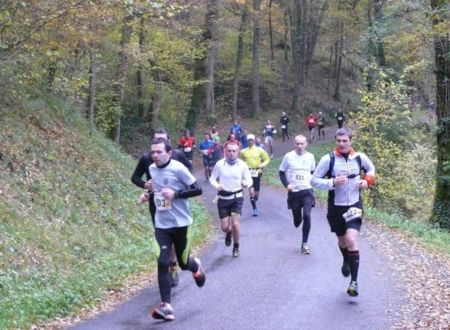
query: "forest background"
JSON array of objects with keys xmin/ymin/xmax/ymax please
[{"xmin": 0, "ymin": 0, "xmax": 449, "ymax": 329}]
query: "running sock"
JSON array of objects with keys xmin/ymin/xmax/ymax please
[
  {"xmin": 339, "ymin": 246, "xmax": 349, "ymax": 263},
  {"xmin": 250, "ymin": 197, "xmax": 256, "ymax": 210},
  {"xmin": 233, "ymin": 243, "xmax": 239, "ymax": 250},
  {"xmin": 348, "ymin": 250, "xmax": 360, "ymax": 282}
]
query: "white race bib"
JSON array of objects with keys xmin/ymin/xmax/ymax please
[
  {"xmin": 338, "ymin": 116, "xmax": 343, "ymax": 120},
  {"xmin": 184, "ymin": 147, "xmax": 192, "ymax": 152},
  {"xmin": 250, "ymin": 169, "xmax": 259, "ymax": 177},
  {"xmin": 154, "ymin": 192, "xmax": 172, "ymax": 211},
  {"xmin": 342, "ymin": 207, "xmax": 362, "ymax": 222},
  {"xmin": 281, "ymin": 125, "xmax": 286, "ymax": 129},
  {"xmin": 202, "ymin": 149, "xmax": 209, "ymax": 155}
]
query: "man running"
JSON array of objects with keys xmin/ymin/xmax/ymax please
[
  {"xmin": 305, "ymin": 113, "xmax": 318, "ymax": 143},
  {"xmin": 240, "ymin": 134, "xmax": 270, "ymax": 217},
  {"xmin": 139, "ymin": 138, "xmax": 205, "ymax": 321},
  {"xmin": 311, "ymin": 128, "xmax": 375, "ymax": 297},
  {"xmin": 335, "ymin": 109, "xmax": 345, "ymax": 129},
  {"xmin": 178, "ymin": 129, "xmax": 196, "ymax": 164},
  {"xmin": 263, "ymin": 119, "xmax": 276, "ymax": 158},
  {"xmin": 279, "ymin": 135, "xmax": 316, "ymax": 254},
  {"xmin": 199, "ymin": 132, "xmax": 216, "ymax": 181},
  {"xmin": 131, "ymin": 128, "xmax": 191, "ymax": 287},
  {"xmin": 209, "ymin": 140, "xmax": 252, "ymax": 258},
  {"xmin": 280, "ymin": 111, "xmax": 290, "ymax": 142},
  {"xmin": 317, "ymin": 112, "xmax": 326, "ymax": 140}
]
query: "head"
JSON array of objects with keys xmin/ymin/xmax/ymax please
[
  {"xmin": 335, "ymin": 128, "xmax": 352, "ymax": 154},
  {"xmin": 234, "ymin": 119, "xmax": 238, "ymax": 125},
  {"xmin": 223, "ymin": 141, "xmax": 240, "ymax": 162},
  {"xmin": 267, "ymin": 119, "xmax": 272, "ymax": 125},
  {"xmin": 151, "ymin": 138, "xmax": 173, "ymax": 166},
  {"xmin": 282, "ymin": 111, "xmax": 286, "ymax": 116},
  {"xmin": 319, "ymin": 112, "xmax": 323, "ymax": 116},
  {"xmin": 184, "ymin": 129, "xmax": 191, "ymax": 137},
  {"xmin": 294, "ymin": 135, "xmax": 308, "ymax": 154},
  {"xmin": 247, "ymin": 134, "xmax": 255, "ymax": 146},
  {"xmin": 153, "ymin": 128, "xmax": 169, "ymax": 141},
  {"xmin": 255, "ymin": 137, "xmax": 262, "ymax": 145},
  {"xmin": 203, "ymin": 132, "xmax": 210, "ymax": 141},
  {"xmin": 228, "ymin": 133, "xmax": 236, "ymax": 141}
]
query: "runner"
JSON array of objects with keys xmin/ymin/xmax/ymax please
[
  {"xmin": 240, "ymin": 129, "xmax": 249, "ymax": 149},
  {"xmin": 139, "ymin": 138, "xmax": 206, "ymax": 321},
  {"xmin": 280, "ymin": 111, "xmax": 290, "ymax": 142},
  {"xmin": 305, "ymin": 113, "xmax": 318, "ymax": 143},
  {"xmin": 209, "ymin": 140, "xmax": 253, "ymax": 258},
  {"xmin": 178, "ymin": 129, "xmax": 196, "ymax": 165},
  {"xmin": 255, "ymin": 136, "xmax": 266, "ymax": 151},
  {"xmin": 226, "ymin": 132, "xmax": 242, "ymax": 148},
  {"xmin": 311, "ymin": 128, "xmax": 375, "ymax": 297},
  {"xmin": 230, "ymin": 119, "xmax": 243, "ymax": 139},
  {"xmin": 263, "ymin": 119, "xmax": 276, "ymax": 158},
  {"xmin": 317, "ymin": 112, "xmax": 326, "ymax": 140},
  {"xmin": 198, "ymin": 132, "xmax": 216, "ymax": 181},
  {"xmin": 131, "ymin": 128, "xmax": 191, "ymax": 287},
  {"xmin": 240, "ymin": 134, "xmax": 270, "ymax": 217},
  {"xmin": 335, "ymin": 109, "xmax": 345, "ymax": 129},
  {"xmin": 279, "ymin": 135, "xmax": 316, "ymax": 254}
]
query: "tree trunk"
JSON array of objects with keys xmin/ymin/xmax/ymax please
[
  {"xmin": 205, "ymin": 0, "xmax": 219, "ymax": 122},
  {"xmin": 334, "ymin": 33, "xmax": 343, "ymax": 101},
  {"xmin": 147, "ymin": 59, "xmax": 163, "ymax": 129},
  {"xmin": 112, "ymin": 13, "xmax": 134, "ymax": 144},
  {"xmin": 268, "ymin": 0, "xmax": 274, "ymax": 63},
  {"xmin": 252, "ymin": 0, "xmax": 261, "ymax": 117},
  {"xmin": 430, "ymin": 0, "xmax": 450, "ymax": 229},
  {"xmin": 372, "ymin": 0, "xmax": 386, "ymax": 67},
  {"xmin": 137, "ymin": 15, "xmax": 145, "ymax": 118},
  {"xmin": 291, "ymin": 0, "xmax": 304, "ymax": 114},
  {"xmin": 283, "ymin": 11, "xmax": 290, "ymax": 62},
  {"xmin": 87, "ymin": 51, "xmax": 96, "ymax": 126},
  {"xmin": 232, "ymin": 6, "xmax": 248, "ymax": 119}
]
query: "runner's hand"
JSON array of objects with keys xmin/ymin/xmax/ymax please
[
  {"xmin": 138, "ymin": 192, "xmax": 150, "ymax": 204},
  {"xmin": 161, "ymin": 187, "xmax": 175, "ymax": 200},
  {"xmin": 359, "ymin": 180, "xmax": 368, "ymax": 190},
  {"xmin": 144, "ymin": 179, "xmax": 152, "ymax": 191}
]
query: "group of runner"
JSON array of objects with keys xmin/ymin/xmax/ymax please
[
  {"xmin": 132, "ymin": 114, "xmax": 374, "ymax": 322},
  {"xmin": 305, "ymin": 109, "xmax": 347, "ymax": 143}
]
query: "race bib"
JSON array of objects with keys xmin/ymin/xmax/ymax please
[
  {"xmin": 281, "ymin": 125, "xmax": 286, "ymax": 129},
  {"xmin": 184, "ymin": 147, "xmax": 192, "ymax": 152},
  {"xmin": 342, "ymin": 207, "xmax": 362, "ymax": 222},
  {"xmin": 250, "ymin": 169, "xmax": 259, "ymax": 177},
  {"xmin": 202, "ymin": 149, "xmax": 209, "ymax": 155},
  {"xmin": 338, "ymin": 116, "xmax": 343, "ymax": 120},
  {"xmin": 154, "ymin": 192, "xmax": 172, "ymax": 211}
]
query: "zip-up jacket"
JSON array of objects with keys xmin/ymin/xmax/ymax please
[
  {"xmin": 240, "ymin": 145, "xmax": 270, "ymax": 170},
  {"xmin": 311, "ymin": 148, "xmax": 375, "ymax": 206}
]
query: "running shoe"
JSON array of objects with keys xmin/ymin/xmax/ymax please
[
  {"xmin": 232, "ymin": 248, "xmax": 240, "ymax": 258},
  {"xmin": 225, "ymin": 231, "xmax": 232, "ymax": 247},
  {"xmin": 169, "ymin": 265, "xmax": 179, "ymax": 287},
  {"xmin": 341, "ymin": 261, "xmax": 350, "ymax": 277},
  {"xmin": 150, "ymin": 302, "xmax": 175, "ymax": 321},
  {"xmin": 301, "ymin": 243, "xmax": 311, "ymax": 254},
  {"xmin": 253, "ymin": 208, "xmax": 258, "ymax": 217},
  {"xmin": 347, "ymin": 281, "xmax": 358, "ymax": 297},
  {"xmin": 192, "ymin": 257, "xmax": 206, "ymax": 287}
]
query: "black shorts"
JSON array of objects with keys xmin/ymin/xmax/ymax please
[
  {"xmin": 251, "ymin": 176, "xmax": 261, "ymax": 192},
  {"xmin": 308, "ymin": 126, "xmax": 315, "ymax": 132},
  {"xmin": 287, "ymin": 189, "xmax": 315, "ymax": 209},
  {"xmin": 202, "ymin": 157, "xmax": 215, "ymax": 167},
  {"xmin": 217, "ymin": 197, "xmax": 244, "ymax": 219},
  {"xmin": 327, "ymin": 201, "xmax": 363, "ymax": 236}
]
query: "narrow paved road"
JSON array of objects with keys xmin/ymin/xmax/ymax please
[{"xmin": 71, "ymin": 130, "xmax": 406, "ymax": 329}]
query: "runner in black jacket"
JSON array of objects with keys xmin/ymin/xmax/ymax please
[{"xmin": 131, "ymin": 128, "xmax": 192, "ymax": 287}]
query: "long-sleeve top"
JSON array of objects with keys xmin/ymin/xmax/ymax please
[
  {"xmin": 240, "ymin": 145, "xmax": 270, "ymax": 169},
  {"xmin": 311, "ymin": 148, "xmax": 375, "ymax": 206},
  {"xmin": 209, "ymin": 158, "xmax": 252, "ymax": 193}
]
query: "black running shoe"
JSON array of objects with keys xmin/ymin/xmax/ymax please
[
  {"xmin": 347, "ymin": 281, "xmax": 358, "ymax": 297},
  {"xmin": 232, "ymin": 248, "xmax": 240, "ymax": 258},
  {"xmin": 151, "ymin": 302, "xmax": 175, "ymax": 321},
  {"xmin": 341, "ymin": 261, "xmax": 350, "ymax": 277},
  {"xmin": 225, "ymin": 231, "xmax": 232, "ymax": 246},
  {"xmin": 193, "ymin": 258, "xmax": 206, "ymax": 287}
]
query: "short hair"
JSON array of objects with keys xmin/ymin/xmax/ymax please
[
  {"xmin": 151, "ymin": 137, "xmax": 172, "ymax": 152},
  {"xmin": 153, "ymin": 128, "xmax": 169, "ymax": 139},
  {"xmin": 335, "ymin": 128, "xmax": 352, "ymax": 139},
  {"xmin": 223, "ymin": 140, "xmax": 240, "ymax": 151}
]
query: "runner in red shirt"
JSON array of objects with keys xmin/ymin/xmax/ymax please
[
  {"xmin": 305, "ymin": 113, "xmax": 318, "ymax": 143},
  {"xmin": 178, "ymin": 129, "xmax": 196, "ymax": 165}
]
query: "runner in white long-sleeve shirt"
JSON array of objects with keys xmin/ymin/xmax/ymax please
[{"xmin": 209, "ymin": 140, "xmax": 253, "ymax": 257}]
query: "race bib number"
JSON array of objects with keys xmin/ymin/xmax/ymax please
[
  {"xmin": 154, "ymin": 192, "xmax": 172, "ymax": 211},
  {"xmin": 338, "ymin": 116, "xmax": 343, "ymax": 120},
  {"xmin": 250, "ymin": 169, "xmax": 259, "ymax": 177},
  {"xmin": 342, "ymin": 207, "xmax": 362, "ymax": 222},
  {"xmin": 281, "ymin": 125, "xmax": 286, "ymax": 129},
  {"xmin": 184, "ymin": 147, "xmax": 192, "ymax": 152}
]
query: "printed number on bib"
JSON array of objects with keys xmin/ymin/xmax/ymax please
[
  {"xmin": 154, "ymin": 192, "xmax": 172, "ymax": 211},
  {"xmin": 342, "ymin": 207, "xmax": 362, "ymax": 222},
  {"xmin": 250, "ymin": 169, "xmax": 259, "ymax": 177}
]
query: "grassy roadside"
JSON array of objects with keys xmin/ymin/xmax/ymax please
[
  {"xmin": 263, "ymin": 142, "xmax": 450, "ymax": 255},
  {"xmin": 0, "ymin": 96, "xmax": 210, "ymax": 329}
]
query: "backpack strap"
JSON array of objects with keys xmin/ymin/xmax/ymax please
[{"xmin": 326, "ymin": 152, "xmax": 335, "ymax": 178}]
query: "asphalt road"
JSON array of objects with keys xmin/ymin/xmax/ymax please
[{"xmin": 71, "ymin": 132, "xmax": 406, "ymax": 330}]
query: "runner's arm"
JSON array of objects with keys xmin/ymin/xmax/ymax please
[
  {"xmin": 311, "ymin": 155, "xmax": 334, "ymax": 190},
  {"xmin": 131, "ymin": 156, "xmax": 148, "ymax": 189},
  {"xmin": 279, "ymin": 170, "xmax": 289, "ymax": 188},
  {"xmin": 175, "ymin": 181, "xmax": 202, "ymax": 198}
]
